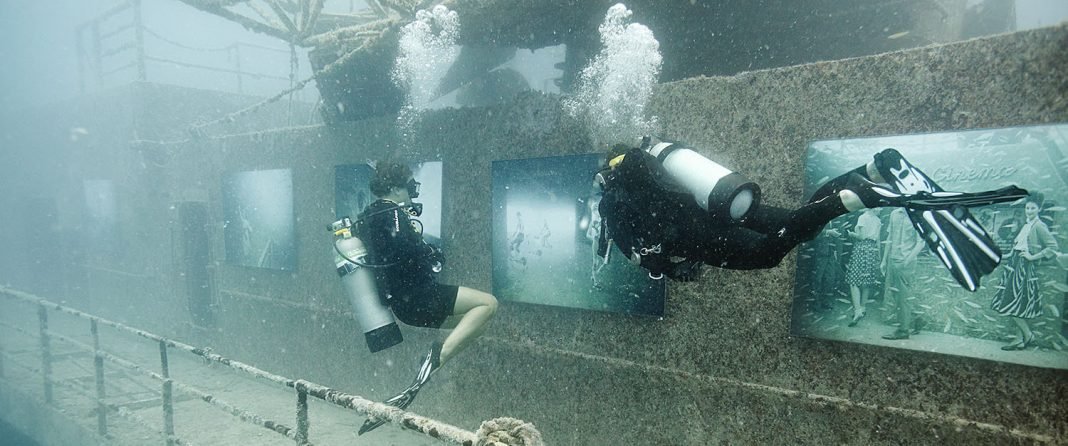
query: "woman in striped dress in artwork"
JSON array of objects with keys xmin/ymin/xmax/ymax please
[{"xmin": 992, "ymin": 198, "xmax": 1060, "ymax": 351}]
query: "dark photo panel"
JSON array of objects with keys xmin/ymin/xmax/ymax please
[
  {"xmin": 83, "ymin": 179, "xmax": 120, "ymax": 258},
  {"xmin": 335, "ymin": 161, "xmax": 443, "ymax": 246},
  {"xmin": 222, "ymin": 169, "xmax": 296, "ymax": 271},
  {"xmin": 791, "ymin": 124, "xmax": 1068, "ymax": 369},
  {"xmin": 491, "ymin": 154, "xmax": 666, "ymax": 316}
]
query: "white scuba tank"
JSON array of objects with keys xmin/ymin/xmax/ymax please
[
  {"xmin": 644, "ymin": 139, "xmax": 761, "ymax": 222},
  {"xmin": 334, "ymin": 231, "xmax": 403, "ymax": 353}
]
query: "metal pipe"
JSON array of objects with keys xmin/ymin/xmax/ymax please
[
  {"xmin": 144, "ymin": 56, "xmax": 291, "ymax": 81},
  {"xmin": 98, "ymin": 23, "xmax": 135, "ymax": 41},
  {"xmin": 293, "ymin": 380, "xmax": 485, "ymax": 446},
  {"xmin": 101, "ymin": 61, "xmax": 138, "ymax": 77},
  {"xmin": 233, "ymin": 45, "xmax": 244, "ymax": 94},
  {"xmin": 42, "ymin": 327, "xmax": 308, "ymax": 444},
  {"xmin": 37, "ymin": 304, "xmax": 53, "ymax": 404},
  {"xmin": 91, "ymin": 0, "xmax": 135, "ymax": 25},
  {"xmin": 0, "ymin": 321, "xmax": 5, "ymax": 378},
  {"xmin": 100, "ymin": 41, "xmax": 137, "ymax": 59},
  {"xmin": 91, "ymin": 22, "xmax": 104, "ymax": 86},
  {"xmin": 92, "ymin": 320, "xmax": 108, "ymax": 436},
  {"xmin": 132, "ymin": 0, "xmax": 147, "ymax": 81},
  {"xmin": 160, "ymin": 340, "xmax": 175, "ymax": 446},
  {"xmin": 76, "ymin": 25, "xmax": 87, "ymax": 94},
  {"xmin": 1, "ymin": 289, "xmax": 538, "ymax": 445},
  {"xmin": 296, "ymin": 388, "xmax": 309, "ymax": 445}
]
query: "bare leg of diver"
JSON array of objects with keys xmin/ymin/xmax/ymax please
[
  {"xmin": 439, "ymin": 287, "xmax": 498, "ymax": 365},
  {"xmin": 358, "ymin": 287, "xmax": 497, "ymax": 435}
]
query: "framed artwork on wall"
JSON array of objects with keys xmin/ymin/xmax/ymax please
[
  {"xmin": 491, "ymin": 153, "xmax": 666, "ymax": 316},
  {"xmin": 222, "ymin": 169, "xmax": 297, "ymax": 271},
  {"xmin": 83, "ymin": 179, "xmax": 120, "ymax": 258},
  {"xmin": 791, "ymin": 124, "xmax": 1068, "ymax": 369}
]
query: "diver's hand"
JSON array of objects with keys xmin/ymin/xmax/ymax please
[{"xmin": 426, "ymin": 244, "xmax": 445, "ymax": 272}]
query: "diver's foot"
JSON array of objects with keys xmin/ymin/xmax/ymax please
[{"xmin": 842, "ymin": 173, "xmax": 907, "ymax": 210}]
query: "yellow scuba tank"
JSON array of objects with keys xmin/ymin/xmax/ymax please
[{"xmin": 331, "ymin": 218, "xmax": 403, "ymax": 352}]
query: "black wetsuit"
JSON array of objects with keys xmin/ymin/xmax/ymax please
[
  {"xmin": 358, "ymin": 199, "xmax": 457, "ymax": 327},
  {"xmin": 597, "ymin": 147, "xmax": 850, "ymax": 278}
]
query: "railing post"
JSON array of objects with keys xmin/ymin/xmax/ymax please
[
  {"xmin": 233, "ymin": 44, "xmax": 244, "ymax": 94},
  {"xmin": 132, "ymin": 0, "xmax": 147, "ymax": 81},
  {"xmin": 296, "ymin": 385, "xmax": 309, "ymax": 445},
  {"xmin": 91, "ymin": 21, "xmax": 104, "ymax": 87},
  {"xmin": 160, "ymin": 340, "xmax": 175, "ymax": 446},
  {"xmin": 76, "ymin": 25, "xmax": 87, "ymax": 94},
  {"xmin": 37, "ymin": 304, "xmax": 53, "ymax": 404},
  {"xmin": 0, "ymin": 326, "xmax": 5, "ymax": 378},
  {"xmin": 92, "ymin": 319, "xmax": 108, "ymax": 436}
]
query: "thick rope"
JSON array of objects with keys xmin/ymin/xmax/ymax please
[{"xmin": 476, "ymin": 418, "xmax": 545, "ymax": 446}]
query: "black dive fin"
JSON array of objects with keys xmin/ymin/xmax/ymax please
[
  {"xmin": 357, "ymin": 386, "xmax": 419, "ymax": 435},
  {"xmin": 874, "ymin": 148, "xmax": 1022, "ymax": 291},
  {"xmin": 905, "ymin": 206, "xmax": 1001, "ymax": 292},
  {"xmin": 901, "ymin": 186, "xmax": 1029, "ymax": 209},
  {"xmin": 358, "ymin": 343, "xmax": 441, "ymax": 436}
]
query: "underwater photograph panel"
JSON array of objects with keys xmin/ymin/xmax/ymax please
[
  {"xmin": 334, "ymin": 161, "xmax": 443, "ymax": 246},
  {"xmin": 491, "ymin": 154, "xmax": 666, "ymax": 316},
  {"xmin": 791, "ymin": 123, "xmax": 1068, "ymax": 370},
  {"xmin": 222, "ymin": 168, "xmax": 297, "ymax": 271},
  {"xmin": 83, "ymin": 179, "xmax": 121, "ymax": 259}
]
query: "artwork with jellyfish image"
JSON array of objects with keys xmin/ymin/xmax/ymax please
[
  {"xmin": 491, "ymin": 154, "xmax": 665, "ymax": 316},
  {"xmin": 222, "ymin": 169, "xmax": 296, "ymax": 271},
  {"xmin": 334, "ymin": 161, "xmax": 443, "ymax": 246}
]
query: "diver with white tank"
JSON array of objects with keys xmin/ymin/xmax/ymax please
[
  {"xmin": 595, "ymin": 135, "xmax": 1030, "ymax": 291},
  {"xmin": 329, "ymin": 161, "xmax": 497, "ymax": 435}
]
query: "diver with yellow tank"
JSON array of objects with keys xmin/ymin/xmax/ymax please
[{"xmin": 330, "ymin": 161, "xmax": 497, "ymax": 435}]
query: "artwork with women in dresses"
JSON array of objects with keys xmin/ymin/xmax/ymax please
[{"xmin": 791, "ymin": 124, "xmax": 1068, "ymax": 369}]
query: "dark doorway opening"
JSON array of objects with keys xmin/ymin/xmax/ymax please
[{"xmin": 178, "ymin": 202, "xmax": 214, "ymax": 327}]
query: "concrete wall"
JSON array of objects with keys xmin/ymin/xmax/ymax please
[{"xmin": 3, "ymin": 25, "xmax": 1066, "ymax": 445}]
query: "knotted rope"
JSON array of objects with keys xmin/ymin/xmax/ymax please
[{"xmin": 476, "ymin": 417, "xmax": 544, "ymax": 446}]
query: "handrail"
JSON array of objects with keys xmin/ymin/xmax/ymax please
[
  {"xmin": 76, "ymin": 0, "xmax": 298, "ymax": 96},
  {"xmin": 0, "ymin": 286, "xmax": 542, "ymax": 445}
]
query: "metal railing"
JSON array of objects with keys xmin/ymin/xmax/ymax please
[
  {"xmin": 75, "ymin": 0, "xmax": 300, "ymax": 98},
  {"xmin": 0, "ymin": 286, "xmax": 542, "ymax": 446}
]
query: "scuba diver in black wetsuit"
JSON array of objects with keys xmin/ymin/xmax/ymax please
[
  {"xmin": 353, "ymin": 161, "xmax": 498, "ymax": 435},
  {"xmin": 594, "ymin": 136, "xmax": 1029, "ymax": 288}
]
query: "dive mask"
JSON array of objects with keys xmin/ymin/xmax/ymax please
[
  {"xmin": 407, "ymin": 202, "xmax": 423, "ymax": 217},
  {"xmin": 406, "ymin": 178, "xmax": 421, "ymax": 199}
]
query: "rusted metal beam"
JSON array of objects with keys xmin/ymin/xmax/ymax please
[
  {"xmin": 294, "ymin": 379, "xmax": 487, "ymax": 446},
  {"xmin": 37, "ymin": 304, "xmax": 53, "ymax": 404},
  {"xmin": 92, "ymin": 319, "xmax": 108, "ymax": 436},
  {"xmin": 175, "ymin": 0, "xmax": 293, "ymax": 43},
  {"xmin": 265, "ymin": 0, "xmax": 299, "ymax": 34}
]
